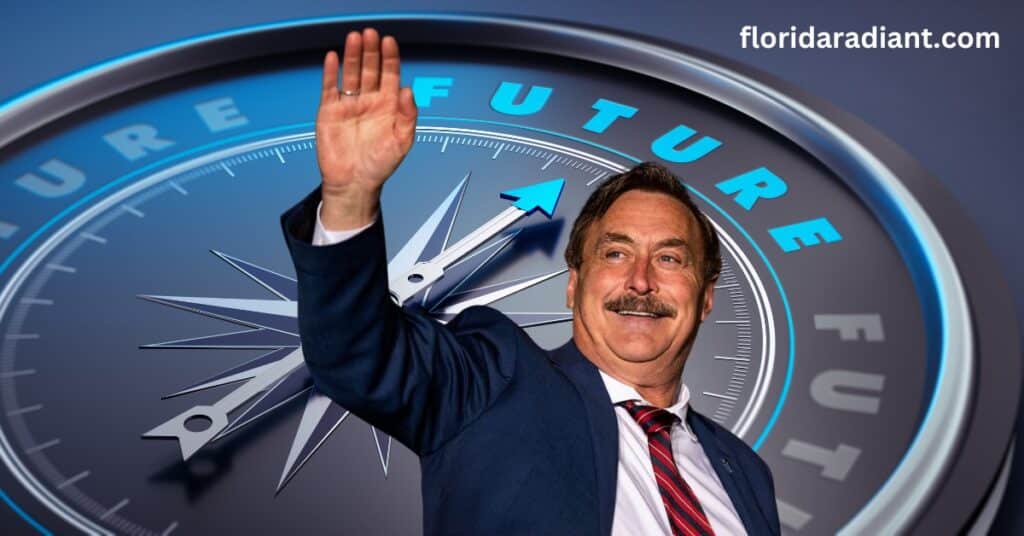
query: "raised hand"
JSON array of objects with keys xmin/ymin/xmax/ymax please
[{"xmin": 316, "ymin": 28, "xmax": 418, "ymax": 230}]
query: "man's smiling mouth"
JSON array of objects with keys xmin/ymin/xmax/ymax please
[{"xmin": 615, "ymin": 310, "xmax": 662, "ymax": 318}]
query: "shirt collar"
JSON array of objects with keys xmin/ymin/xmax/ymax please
[{"xmin": 597, "ymin": 368, "xmax": 691, "ymax": 424}]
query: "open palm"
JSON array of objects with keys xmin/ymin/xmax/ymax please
[{"xmin": 316, "ymin": 28, "xmax": 417, "ymax": 229}]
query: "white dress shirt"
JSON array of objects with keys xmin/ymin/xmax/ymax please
[{"xmin": 312, "ymin": 202, "xmax": 747, "ymax": 535}]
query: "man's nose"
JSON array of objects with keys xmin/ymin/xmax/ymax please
[{"xmin": 626, "ymin": 256, "xmax": 655, "ymax": 294}]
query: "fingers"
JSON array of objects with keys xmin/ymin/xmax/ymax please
[
  {"xmin": 395, "ymin": 86, "xmax": 418, "ymax": 150},
  {"xmin": 360, "ymin": 27, "xmax": 381, "ymax": 92},
  {"xmin": 380, "ymin": 35, "xmax": 401, "ymax": 96},
  {"xmin": 320, "ymin": 50, "xmax": 339, "ymax": 102},
  {"xmin": 397, "ymin": 87, "xmax": 417, "ymax": 120},
  {"xmin": 340, "ymin": 31, "xmax": 362, "ymax": 95}
]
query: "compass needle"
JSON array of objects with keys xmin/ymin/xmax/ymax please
[
  {"xmin": 142, "ymin": 348, "xmax": 306, "ymax": 459},
  {"xmin": 389, "ymin": 177, "xmax": 565, "ymax": 303}
]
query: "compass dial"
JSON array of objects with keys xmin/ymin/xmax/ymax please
[{"xmin": 0, "ymin": 14, "xmax": 1017, "ymax": 535}]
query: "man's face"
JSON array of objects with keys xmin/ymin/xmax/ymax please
[{"xmin": 567, "ymin": 190, "xmax": 714, "ymax": 380}]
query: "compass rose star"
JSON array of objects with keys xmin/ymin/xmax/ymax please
[{"xmin": 141, "ymin": 174, "xmax": 572, "ymax": 492}]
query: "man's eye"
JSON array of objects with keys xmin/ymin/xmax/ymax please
[
  {"xmin": 605, "ymin": 250, "xmax": 625, "ymax": 259},
  {"xmin": 660, "ymin": 255, "xmax": 681, "ymax": 264}
]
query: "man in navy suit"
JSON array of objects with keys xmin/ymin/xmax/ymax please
[{"xmin": 280, "ymin": 27, "xmax": 780, "ymax": 535}]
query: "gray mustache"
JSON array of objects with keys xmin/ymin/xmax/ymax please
[{"xmin": 604, "ymin": 295, "xmax": 677, "ymax": 318}]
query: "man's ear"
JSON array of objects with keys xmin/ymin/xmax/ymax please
[
  {"xmin": 566, "ymin": 267, "xmax": 578, "ymax": 309},
  {"xmin": 700, "ymin": 278, "xmax": 716, "ymax": 322}
]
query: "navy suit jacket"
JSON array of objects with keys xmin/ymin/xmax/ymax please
[{"xmin": 281, "ymin": 186, "xmax": 781, "ymax": 535}]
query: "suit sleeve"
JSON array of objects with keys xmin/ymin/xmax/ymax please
[{"xmin": 279, "ymin": 185, "xmax": 518, "ymax": 456}]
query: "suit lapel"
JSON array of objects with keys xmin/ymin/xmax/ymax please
[
  {"xmin": 550, "ymin": 340, "xmax": 618, "ymax": 536},
  {"xmin": 687, "ymin": 411, "xmax": 771, "ymax": 535}
]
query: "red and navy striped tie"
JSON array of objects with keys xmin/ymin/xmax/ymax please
[{"xmin": 619, "ymin": 400, "xmax": 716, "ymax": 536}]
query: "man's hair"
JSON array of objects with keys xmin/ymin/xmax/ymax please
[{"xmin": 563, "ymin": 161, "xmax": 722, "ymax": 286}]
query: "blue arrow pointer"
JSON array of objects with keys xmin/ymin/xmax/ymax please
[
  {"xmin": 389, "ymin": 177, "xmax": 567, "ymax": 303},
  {"xmin": 500, "ymin": 177, "xmax": 565, "ymax": 218}
]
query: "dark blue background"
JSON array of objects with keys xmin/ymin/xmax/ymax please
[{"xmin": 1, "ymin": 0, "xmax": 1021, "ymax": 532}]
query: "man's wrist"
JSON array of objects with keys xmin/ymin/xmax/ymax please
[
  {"xmin": 319, "ymin": 184, "xmax": 380, "ymax": 231},
  {"xmin": 314, "ymin": 200, "xmax": 376, "ymax": 246}
]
